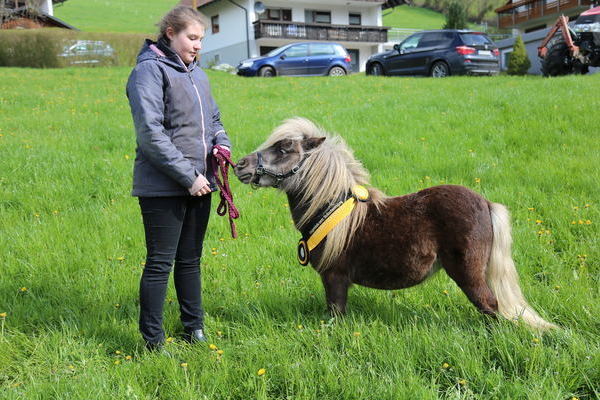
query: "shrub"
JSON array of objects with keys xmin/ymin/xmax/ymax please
[
  {"xmin": 443, "ymin": 1, "xmax": 468, "ymax": 30},
  {"xmin": 0, "ymin": 29, "xmax": 150, "ymax": 68},
  {"xmin": 507, "ymin": 35, "xmax": 531, "ymax": 75}
]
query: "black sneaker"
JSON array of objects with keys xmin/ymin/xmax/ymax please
[{"xmin": 184, "ymin": 329, "xmax": 207, "ymax": 343}]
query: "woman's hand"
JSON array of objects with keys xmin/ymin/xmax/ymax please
[{"xmin": 188, "ymin": 174, "xmax": 211, "ymax": 196}]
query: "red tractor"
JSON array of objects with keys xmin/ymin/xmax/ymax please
[{"xmin": 538, "ymin": 6, "xmax": 600, "ymax": 76}]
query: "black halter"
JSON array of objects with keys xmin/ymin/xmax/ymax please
[{"xmin": 253, "ymin": 152, "xmax": 308, "ymax": 187}]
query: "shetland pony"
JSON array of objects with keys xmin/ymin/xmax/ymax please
[{"xmin": 234, "ymin": 118, "xmax": 556, "ymax": 330}]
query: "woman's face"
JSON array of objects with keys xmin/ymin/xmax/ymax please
[{"xmin": 166, "ymin": 21, "xmax": 205, "ymax": 65}]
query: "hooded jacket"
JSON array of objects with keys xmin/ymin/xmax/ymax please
[{"xmin": 126, "ymin": 38, "xmax": 231, "ymax": 197}]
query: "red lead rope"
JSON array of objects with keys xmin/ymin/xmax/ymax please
[{"xmin": 211, "ymin": 145, "xmax": 239, "ymax": 238}]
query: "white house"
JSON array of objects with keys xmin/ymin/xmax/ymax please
[{"xmin": 183, "ymin": 0, "xmax": 390, "ymax": 72}]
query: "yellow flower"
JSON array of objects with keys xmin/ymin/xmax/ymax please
[
  {"xmin": 442, "ymin": 363, "xmax": 450, "ymax": 369},
  {"xmin": 116, "ymin": 256, "xmax": 125, "ymax": 261},
  {"xmin": 535, "ymin": 220, "xmax": 543, "ymax": 224},
  {"xmin": 20, "ymin": 287, "xmax": 27, "ymax": 292},
  {"xmin": 68, "ymin": 365, "xmax": 75, "ymax": 370},
  {"xmin": 125, "ymin": 355, "xmax": 132, "ymax": 360},
  {"xmin": 458, "ymin": 379, "xmax": 467, "ymax": 386},
  {"xmin": 0, "ymin": 312, "xmax": 6, "ymax": 318},
  {"xmin": 216, "ymin": 350, "xmax": 224, "ymax": 355},
  {"xmin": 115, "ymin": 350, "xmax": 121, "ymax": 355},
  {"xmin": 353, "ymin": 332, "xmax": 361, "ymax": 337},
  {"xmin": 209, "ymin": 343, "xmax": 218, "ymax": 350},
  {"xmin": 475, "ymin": 178, "xmax": 481, "ymax": 184},
  {"xmin": 114, "ymin": 360, "xmax": 121, "ymax": 365},
  {"xmin": 297, "ymin": 324, "xmax": 303, "ymax": 330},
  {"xmin": 554, "ymin": 285, "xmax": 561, "ymax": 290},
  {"xmin": 166, "ymin": 337, "xmax": 174, "ymax": 343},
  {"xmin": 180, "ymin": 362, "xmax": 188, "ymax": 368},
  {"xmin": 532, "ymin": 338, "xmax": 540, "ymax": 344},
  {"xmin": 442, "ymin": 290, "xmax": 449, "ymax": 295},
  {"xmin": 257, "ymin": 368, "xmax": 266, "ymax": 376},
  {"xmin": 124, "ymin": 154, "xmax": 130, "ymax": 160},
  {"xmin": 585, "ymin": 220, "xmax": 592, "ymax": 225},
  {"xmin": 527, "ymin": 207, "xmax": 535, "ymax": 211}
]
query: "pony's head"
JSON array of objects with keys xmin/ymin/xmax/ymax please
[{"xmin": 235, "ymin": 118, "xmax": 327, "ymax": 189}]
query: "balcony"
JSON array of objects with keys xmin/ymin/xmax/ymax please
[
  {"xmin": 253, "ymin": 20, "xmax": 388, "ymax": 43},
  {"xmin": 496, "ymin": 0, "xmax": 595, "ymax": 29}
]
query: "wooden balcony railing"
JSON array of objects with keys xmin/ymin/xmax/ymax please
[
  {"xmin": 253, "ymin": 20, "xmax": 388, "ymax": 43},
  {"xmin": 496, "ymin": 0, "xmax": 595, "ymax": 28}
]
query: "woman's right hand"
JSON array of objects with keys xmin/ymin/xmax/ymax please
[{"xmin": 188, "ymin": 174, "xmax": 211, "ymax": 196}]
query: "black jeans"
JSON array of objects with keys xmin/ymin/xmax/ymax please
[{"xmin": 138, "ymin": 195, "xmax": 211, "ymax": 345}]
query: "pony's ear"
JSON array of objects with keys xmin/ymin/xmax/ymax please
[{"xmin": 302, "ymin": 137, "xmax": 325, "ymax": 151}]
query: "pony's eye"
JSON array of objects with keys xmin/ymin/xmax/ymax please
[{"xmin": 279, "ymin": 149, "xmax": 287, "ymax": 154}]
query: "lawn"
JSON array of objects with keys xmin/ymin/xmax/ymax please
[
  {"xmin": 0, "ymin": 68, "xmax": 599, "ymax": 399},
  {"xmin": 383, "ymin": 4, "xmax": 447, "ymax": 29}
]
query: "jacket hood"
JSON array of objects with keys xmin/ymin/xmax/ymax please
[{"xmin": 136, "ymin": 38, "xmax": 197, "ymax": 72}]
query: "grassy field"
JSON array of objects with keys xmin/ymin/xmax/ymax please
[
  {"xmin": 0, "ymin": 68, "xmax": 599, "ymax": 399},
  {"xmin": 383, "ymin": 4, "xmax": 447, "ymax": 30},
  {"xmin": 53, "ymin": 0, "xmax": 175, "ymax": 33}
]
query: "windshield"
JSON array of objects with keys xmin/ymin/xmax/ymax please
[
  {"xmin": 267, "ymin": 46, "xmax": 288, "ymax": 57},
  {"xmin": 459, "ymin": 33, "xmax": 493, "ymax": 46}
]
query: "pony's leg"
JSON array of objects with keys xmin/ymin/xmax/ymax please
[
  {"xmin": 320, "ymin": 269, "xmax": 351, "ymax": 316},
  {"xmin": 441, "ymin": 253, "xmax": 499, "ymax": 316}
]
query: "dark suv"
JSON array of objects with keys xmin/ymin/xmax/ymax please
[{"xmin": 366, "ymin": 30, "xmax": 499, "ymax": 77}]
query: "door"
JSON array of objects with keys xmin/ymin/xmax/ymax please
[
  {"xmin": 385, "ymin": 33, "xmax": 424, "ymax": 75},
  {"xmin": 276, "ymin": 44, "xmax": 309, "ymax": 76},
  {"xmin": 347, "ymin": 49, "xmax": 359, "ymax": 73},
  {"xmin": 307, "ymin": 43, "xmax": 336, "ymax": 75}
]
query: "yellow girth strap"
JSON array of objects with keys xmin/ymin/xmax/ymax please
[{"xmin": 297, "ymin": 185, "xmax": 369, "ymax": 266}]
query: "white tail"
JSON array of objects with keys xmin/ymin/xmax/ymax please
[{"xmin": 487, "ymin": 203, "xmax": 557, "ymax": 330}]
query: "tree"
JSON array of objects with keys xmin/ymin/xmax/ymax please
[
  {"xmin": 443, "ymin": 1, "xmax": 467, "ymax": 30},
  {"xmin": 507, "ymin": 35, "xmax": 531, "ymax": 75}
]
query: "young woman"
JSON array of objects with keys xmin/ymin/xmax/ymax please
[{"xmin": 126, "ymin": 6, "xmax": 231, "ymax": 350}]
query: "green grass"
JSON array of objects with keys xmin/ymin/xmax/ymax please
[
  {"xmin": 53, "ymin": 0, "xmax": 175, "ymax": 33},
  {"xmin": 0, "ymin": 68, "xmax": 599, "ymax": 399},
  {"xmin": 383, "ymin": 4, "xmax": 447, "ymax": 30}
]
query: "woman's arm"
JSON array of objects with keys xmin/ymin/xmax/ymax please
[{"xmin": 127, "ymin": 62, "xmax": 197, "ymax": 188}]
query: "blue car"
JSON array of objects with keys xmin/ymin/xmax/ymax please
[{"xmin": 237, "ymin": 42, "xmax": 351, "ymax": 77}]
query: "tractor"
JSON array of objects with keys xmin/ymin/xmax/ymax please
[{"xmin": 538, "ymin": 6, "xmax": 600, "ymax": 76}]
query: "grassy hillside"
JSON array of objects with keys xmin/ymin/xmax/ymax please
[
  {"xmin": 53, "ymin": 0, "xmax": 176, "ymax": 33},
  {"xmin": 0, "ymin": 69, "xmax": 599, "ymax": 399},
  {"xmin": 383, "ymin": 4, "xmax": 447, "ymax": 29}
]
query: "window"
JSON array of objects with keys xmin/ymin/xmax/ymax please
[
  {"xmin": 349, "ymin": 13, "xmax": 361, "ymax": 26},
  {"xmin": 284, "ymin": 44, "xmax": 308, "ymax": 58},
  {"xmin": 418, "ymin": 32, "xmax": 455, "ymax": 48},
  {"xmin": 310, "ymin": 43, "xmax": 335, "ymax": 56},
  {"xmin": 259, "ymin": 8, "xmax": 291, "ymax": 21},
  {"xmin": 305, "ymin": 10, "xmax": 331, "ymax": 24},
  {"xmin": 399, "ymin": 33, "xmax": 423, "ymax": 51},
  {"xmin": 211, "ymin": 15, "xmax": 219, "ymax": 34}
]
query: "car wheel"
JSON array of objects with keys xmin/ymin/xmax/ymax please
[
  {"xmin": 370, "ymin": 63, "xmax": 384, "ymax": 76},
  {"xmin": 328, "ymin": 66, "xmax": 346, "ymax": 76},
  {"xmin": 430, "ymin": 61, "xmax": 450, "ymax": 78},
  {"xmin": 258, "ymin": 66, "xmax": 275, "ymax": 77}
]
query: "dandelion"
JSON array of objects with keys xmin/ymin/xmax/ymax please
[
  {"xmin": 20, "ymin": 287, "xmax": 27, "ymax": 292},
  {"xmin": 532, "ymin": 338, "xmax": 540, "ymax": 344},
  {"xmin": 53, "ymin": 210, "xmax": 59, "ymax": 215},
  {"xmin": 527, "ymin": 207, "xmax": 535, "ymax": 211},
  {"xmin": 257, "ymin": 368, "xmax": 266, "ymax": 376},
  {"xmin": 209, "ymin": 343, "xmax": 218, "ymax": 350},
  {"xmin": 124, "ymin": 154, "xmax": 130, "ymax": 160},
  {"xmin": 216, "ymin": 330, "xmax": 223, "ymax": 337},
  {"xmin": 114, "ymin": 303, "xmax": 120, "ymax": 308},
  {"xmin": 216, "ymin": 350, "xmax": 224, "ymax": 355},
  {"xmin": 166, "ymin": 337, "xmax": 174, "ymax": 343},
  {"xmin": 180, "ymin": 362, "xmax": 188, "ymax": 368},
  {"xmin": 585, "ymin": 220, "xmax": 592, "ymax": 225},
  {"xmin": 442, "ymin": 363, "xmax": 450, "ymax": 369},
  {"xmin": 554, "ymin": 285, "xmax": 561, "ymax": 290},
  {"xmin": 353, "ymin": 332, "xmax": 361, "ymax": 337},
  {"xmin": 458, "ymin": 379, "xmax": 467, "ymax": 386},
  {"xmin": 125, "ymin": 355, "xmax": 132, "ymax": 360},
  {"xmin": 116, "ymin": 256, "xmax": 125, "ymax": 261},
  {"xmin": 535, "ymin": 220, "xmax": 543, "ymax": 224},
  {"xmin": 0, "ymin": 312, "xmax": 6, "ymax": 318},
  {"xmin": 442, "ymin": 289, "xmax": 449, "ymax": 295},
  {"xmin": 114, "ymin": 360, "xmax": 121, "ymax": 365},
  {"xmin": 475, "ymin": 178, "xmax": 481, "ymax": 184},
  {"xmin": 115, "ymin": 350, "xmax": 121, "ymax": 355},
  {"xmin": 68, "ymin": 365, "xmax": 75, "ymax": 370},
  {"xmin": 297, "ymin": 324, "xmax": 303, "ymax": 330}
]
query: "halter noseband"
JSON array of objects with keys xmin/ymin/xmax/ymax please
[{"xmin": 253, "ymin": 151, "xmax": 308, "ymax": 187}]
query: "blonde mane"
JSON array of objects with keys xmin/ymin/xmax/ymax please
[{"xmin": 260, "ymin": 117, "xmax": 386, "ymax": 271}]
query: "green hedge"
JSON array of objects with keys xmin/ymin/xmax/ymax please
[{"xmin": 0, "ymin": 29, "xmax": 152, "ymax": 68}]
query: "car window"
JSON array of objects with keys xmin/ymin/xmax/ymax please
[
  {"xmin": 333, "ymin": 45, "xmax": 348, "ymax": 57},
  {"xmin": 459, "ymin": 33, "xmax": 493, "ymax": 46},
  {"xmin": 400, "ymin": 33, "xmax": 423, "ymax": 51},
  {"xmin": 418, "ymin": 32, "xmax": 455, "ymax": 48},
  {"xmin": 310, "ymin": 44, "xmax": 335, "ymax": 56},
  {"xmin": 284, "ymin": 44, "xmax": 308, "ymax": 58}
]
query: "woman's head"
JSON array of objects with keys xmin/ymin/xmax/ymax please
[{"xmin": 158, "ymin": 6, "xmax": 206, "ymax": 65}]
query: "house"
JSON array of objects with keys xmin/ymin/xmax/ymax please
[
  {"xmin": 494, "ymin": 0, "xmax": 597, "ymax": 74},
  {"xmin": 182, "ymin": 0, "xmax": 392, "ymax": 72},
  {"xmin": 0, "ymin": 0, "xmax": 76, "ymax": 30}
]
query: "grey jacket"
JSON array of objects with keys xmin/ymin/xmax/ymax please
[{"xmin": 126, "ymin": 38, "xmax": 231, "ymax": 197}]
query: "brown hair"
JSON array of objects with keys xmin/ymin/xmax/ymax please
[{"xmin": 157, "ymin": 6, "xmax": 206, "ymax": 42}]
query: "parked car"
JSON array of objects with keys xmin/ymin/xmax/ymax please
[
  {"xmin": 366, "ymin": 30, "xmax": 500, "ymax": 77},
  {"xmin": 58, "ymin": 40, "xmax": 115, "ymax": 66},
  {"xmin": 236, "ymin": 42, "xmax": 351, "ymax": 77}
]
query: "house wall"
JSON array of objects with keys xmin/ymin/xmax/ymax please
[{"xmin": 199, "ymin": 0, "xmax": 386, "ymax": 70}]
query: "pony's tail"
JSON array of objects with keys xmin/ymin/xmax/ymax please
[{"xmin": 486, "ymin": 203, "xmax": 558, "ymax": 331}]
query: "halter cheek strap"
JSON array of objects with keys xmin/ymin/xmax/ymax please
[{"xmin": 253, "ymin": 152, "xmax": 307, "ymax": 187}]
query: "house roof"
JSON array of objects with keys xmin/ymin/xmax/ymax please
[{"xmin": 178, "ymin": 0, "xmax": 217, "ymax": 7}]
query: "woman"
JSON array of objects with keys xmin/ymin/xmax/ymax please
[{"xmin": 126, "ymin": 6, "xmax": 231, "ymax": 350}]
